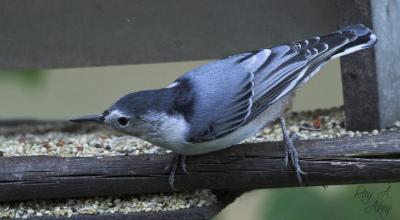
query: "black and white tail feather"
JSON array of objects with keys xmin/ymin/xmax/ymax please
[{"xmin": 237, "ymin": 24, "xmax": 377, "ymax": 123}]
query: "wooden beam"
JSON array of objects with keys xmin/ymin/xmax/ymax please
[
  {"xmin": 337, "ymin": 0, "xmax": 400, "ymax": 130},
  {"xmin": 0, "ymin": 130, "xmax": 400, "ymax": 202},
  {"xmin": 0, "ymin": 0, "xmax": 338, "ymax": 69}
]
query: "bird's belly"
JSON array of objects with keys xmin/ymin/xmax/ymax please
[{"xmin": 170, "ymin": 94, "xmax": 293, "ymax": 155}]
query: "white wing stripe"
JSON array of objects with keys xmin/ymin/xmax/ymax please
[{"xmin": 241, "ymin": 49, "xmax": 271, "ymax": 72}]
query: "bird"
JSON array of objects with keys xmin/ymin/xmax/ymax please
[{"xmin": 71, "ymin": 24, "xmax": 377, "ymax": 189}]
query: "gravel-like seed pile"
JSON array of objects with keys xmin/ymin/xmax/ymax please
[
  {"xmin": 0, "ymin": 190, "xmax": 216, "ymax": 219},
  {"xmin": 0, "ymin": 126, "xmax": 169, "ymax": 157},
  {"xmin": 1, "ymin": 107, "xmax": 398, "ymax": 157},
  {"xmin": 242, "ymin": 106, "xmax": 400, "ymax": 144}
]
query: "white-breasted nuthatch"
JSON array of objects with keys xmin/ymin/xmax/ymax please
[{"xmin": 71, "ymin": 24, "xmax": 377, "ymax": 189}]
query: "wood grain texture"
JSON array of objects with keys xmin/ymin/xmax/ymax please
[
  {"xmin": 337, "ymin": 0, "xmax": 379, "ymax": 131},
  {"xmin": 337, "ymin": 0, "xmax": 400, "ymax": 130},
  {"xmin": 0, "ymin": 0, "xmax": 338, "ymax": 68},
  {"xmin": 370, "ymin": 0, "xmax": 400, "ymax": 129},
  {"xmin": 0, "ymin": 130, "xmax": 400, "ymax": 202}
]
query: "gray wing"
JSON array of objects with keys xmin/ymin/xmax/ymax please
[
  {"xmin": 178, "ymin": 58, "xmax": 255, "ymax": 143},
  {"xmin": 183, "ymin": 25, "xmax": 373, "ymax": 142}
]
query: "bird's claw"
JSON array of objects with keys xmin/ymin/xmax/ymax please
[
  {"xmin": 280, "ymin": 117, "xmax": 306, "ymax": 184},
  {"xmin": 164, "ymin": 154, "xmax": 189, "ymax": 190}
]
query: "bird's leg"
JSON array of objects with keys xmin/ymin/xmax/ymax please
[
  {"xmin": 164, "ymin": 154, "xmax": 189, "ymax": 190},
  {"xmin": 163, "ymin": 154, "xmax": 177, "ymax": 174},
  {"xmin": 279, "ymin": 116, "xmax": 306, "ymax": 184},
  {"xmin": 180, "ymin": 155, "xmax": 189, "ymax": 175}
]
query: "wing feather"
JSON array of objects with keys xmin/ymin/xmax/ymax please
[
  {"xmin": 184, "ymin": 25, "xmax": 375, "ymax": 143},
  {"xmin": 184, "ymin": 66, "xmax": 255, "ymax": 142},
  {"xmin": 242, "ymin": 32, "xmax": 354, "ymax": 122}
]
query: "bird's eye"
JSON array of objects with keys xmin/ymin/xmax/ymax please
[{"xmin": 117, "ymin": 117, "xmax": 129, "ymax": 126}]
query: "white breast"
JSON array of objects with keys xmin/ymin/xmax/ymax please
[{"xmin": 139, "ymin": 112, "xmax": 190, "ymax": 150}]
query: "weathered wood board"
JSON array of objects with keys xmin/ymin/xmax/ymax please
[{"xmin": 0, "ymin": 130, "xmax": 399, "ymax": 202}]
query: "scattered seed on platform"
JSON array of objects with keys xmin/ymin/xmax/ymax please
[
  {"xmin": 0, "ymin": 190, "xmax": 216, "ymax": 219},
  {"xmin": 0, "ymin": 107, "xmax": 397, "ymax": 157}
]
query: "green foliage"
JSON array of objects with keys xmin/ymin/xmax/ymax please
[
  {"xmin": 262, "ymin": 183, "xmax": 400, "ymax": 220},
  {"xmin": 0, "ymin": 69, "xmax": 46, "ymax": 87}
]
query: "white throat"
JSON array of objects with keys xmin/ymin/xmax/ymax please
[{"xmin": 138, "ymin": 112, "xmax": 190, "ymax": 149}]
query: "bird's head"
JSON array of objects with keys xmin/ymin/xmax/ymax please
[{"xmin": 70, "ymin": 90, "xmax": 169, "ymax": 135}]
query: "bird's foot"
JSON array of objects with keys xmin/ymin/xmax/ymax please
[
  {"xmin": 164, "ymin": 154, "xmax": 189, "ymax": 190},
  {"xmin": 284, "ymin": 132, "xmax": 299, "ymax": 167},
  {"xmin": 279, "ymin": 117, "xmax": 306, "ymax": 184}
]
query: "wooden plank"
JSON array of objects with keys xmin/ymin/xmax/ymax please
[
  {"xmin": 370, "ymin": 0, "xmax": 400, "ymax": 129},
  {"xmin": 337, "ymin": 0, "xmax": 400, "ymax": 130},
  {"xmin": 0, "ymin": 0, "xmax": 339, "ymax": 69},
  {"xmin": 0, "ymin": 130, "xmax": 400, "ymax": 202}
]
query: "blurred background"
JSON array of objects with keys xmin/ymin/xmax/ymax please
[
  {"xmin": 1, "ymin": 60, "xmax": 399, "ymax": 220},
  {"xmin": 0, "ymin": 60, "xmax": 342, "ymax": 119}
]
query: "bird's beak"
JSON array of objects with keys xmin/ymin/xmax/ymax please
[{"xmin": 70, "ymin": 115, "xmax": 105, "ymax": 124}]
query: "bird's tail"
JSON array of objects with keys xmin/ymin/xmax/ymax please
[{"xmin": 330, "ymin": 24, "xmax": 377, "ymax": 59}]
